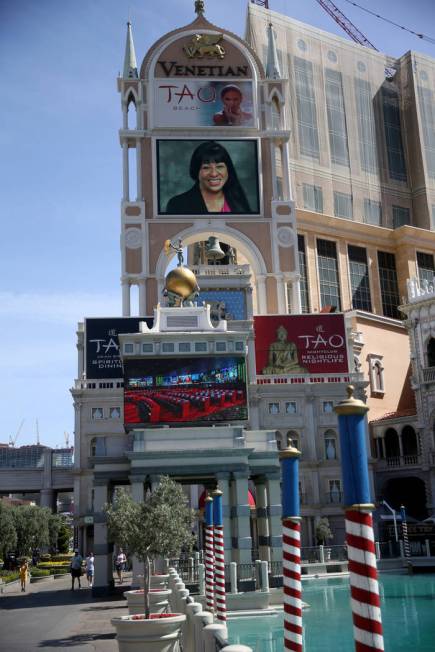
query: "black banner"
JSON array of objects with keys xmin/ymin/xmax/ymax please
[{"xmin": 85, "ymin": 317, "xmax": 153, "ymax": 379}]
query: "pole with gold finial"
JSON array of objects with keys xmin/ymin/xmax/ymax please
[
  {"xmin": 212, "ymin": 488, "xmax": 227, "ymax": 623},
  {"xmin": 279, "ymin": 445, "xmax": 303, "ymax": 652},
  {"xmin": 334, "ymin": 385, "xmax": 384, "ymax": 652}
]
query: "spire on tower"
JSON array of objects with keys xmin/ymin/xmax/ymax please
[
  {"xmin": 123, "ymin": 21, "xmax": 138, "ymax": 79},
  {"xmin": 266, "ymin": 22, "xmax": 281, "ymax": 79}
]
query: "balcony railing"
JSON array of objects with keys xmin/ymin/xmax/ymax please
[
  {"xmin": 190, "ymin": 264, "xmax": 250, "ymax": 277},
  {"xmin": 377, "ymin": 455, "xmax": 421, "ymax": 468},
  {"xmin": 257, "ymin": 373, "xmax": 351, "ymax": 385},
  {"xmin": 422, "ymin": 367, "xmax": 435, "ymax": 384}
]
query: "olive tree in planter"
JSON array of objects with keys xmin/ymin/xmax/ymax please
[{"xmin": 106, "ymin": 476, "xmax": 195, "ymax": 652}]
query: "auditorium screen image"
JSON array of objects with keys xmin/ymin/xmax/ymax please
[{"xmin": 124, "ymin": 356, "xmax": 248, "ymax": 425}]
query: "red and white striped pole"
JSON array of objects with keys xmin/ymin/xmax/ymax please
[
  {"xmin": 212, "ymin": 488, "xmax": 227, "ymax": 623},
  {"xmin": 280, "ymin": 446, "xmax": 303, "ymax": 652},
  {"xmin": 335, "ymin": 386, "xmax": 384, "ymax": 652},
  {"xmin": 204, "ymin": 495, "xmax": 215, "ymax": 612}
]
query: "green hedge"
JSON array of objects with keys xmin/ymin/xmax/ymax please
[
  {"xmin": 30, "ymin": 568, "xmax": 50, "ymax": 578},
  {"xmin": 51, "ymin": 554, "xmax": 73, "ymax": 562},
  {"xmin": 0, "ymin": 571, "xmax": 19, "ymax": 584}
]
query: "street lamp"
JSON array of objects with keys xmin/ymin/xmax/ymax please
[{"xmin": 382, "ymin": 499, "xmax": 398, "ymax": 542}]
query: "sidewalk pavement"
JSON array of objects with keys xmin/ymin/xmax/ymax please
[{"xmin": 0, "ymin": 572, "xmax": 132, "ymax": 651}]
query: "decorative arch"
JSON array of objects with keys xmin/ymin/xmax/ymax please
[
  {"xmin": 384, "ymin": 428, "xmax": 400, "ymax": 458},
  {"xmin": 155, "ymin": 225, "xmax": 268, "ymax": 280},
  {"xmin": 401, "ymin": 425, "xmax": 418, "ymax": 457}
]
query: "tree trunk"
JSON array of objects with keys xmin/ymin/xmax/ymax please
[{"xmin": 144, "ymin": 555, "xmax": 151, "ymax": 619}]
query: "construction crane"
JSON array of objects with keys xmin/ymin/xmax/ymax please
[
  {"xmin": 64, "ymin": 431, "xmax": 70, "ymax": 448},
  {"xmin": 314, "ymin": 0, "xmax": 378, "ymax": 50},
  {"xmin": 9, "ymin": 419, "xmax": 25, "ymax": 447}
]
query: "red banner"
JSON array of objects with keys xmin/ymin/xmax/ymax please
[{"xmin": 254, "ymin": 314, "xmax": 348, "ymax": 375}]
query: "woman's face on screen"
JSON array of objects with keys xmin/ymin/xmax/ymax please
[{"xmin": 198, "ymin": 160, "xmax": 228, "ymax": 193}]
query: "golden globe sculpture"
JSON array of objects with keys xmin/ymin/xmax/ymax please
[{"xmin": 165, "ymin": 266, "xmax": 198, "ymax": 300}]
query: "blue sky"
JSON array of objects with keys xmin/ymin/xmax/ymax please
[{"xmin": 1, "ymin": 0, "xmax": 434, "ymax": 449}]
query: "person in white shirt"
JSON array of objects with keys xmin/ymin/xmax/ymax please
[
  {"xmin": 85, "ymin": 552, "xmax": 95, "ymax": 587},
  {"xmin": 115, "ymin": 548, "xmax": 127, "ymax": 584}
]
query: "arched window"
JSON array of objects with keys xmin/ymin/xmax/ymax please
[
  {"xmin": 324, "ymin": 429, "xmax": 337, "ymax": 459},
  {"xmin": 384, "ymin": 428, "xmax": 400, "ymax": 458},
  {"xmin": 286, "ymin": 430, "xmax": 300, "ymax": 450},
  {"xmin": 271, "ymin": 96, "xmax": 281, "ymax": 130},
  {"xmin": 401, "ymin": 425, "xmax": 418, "ymax": 457},
  {"xmin": 367, "ymin": 354, "xmax": 384, "ymax": 395},
  {"xmin": 427, "ymin": 338, "xmax": 435, "ymax": 367},
  {"xmin": 127, "ymin": 94, "xmax": 137, "ymax": 130}
]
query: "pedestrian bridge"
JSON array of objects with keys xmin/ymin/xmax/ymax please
[{"xmin": 0, "ymin": 445, "xmax": 73, "ymax": 511}]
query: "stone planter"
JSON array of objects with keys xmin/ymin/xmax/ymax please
[
  {"xmin": 111, "ymin": 613, "xmax": 186, "ymax": 652},
  {"xmin": 137, "ymin": 574, "xmax": 170, "ymax": 590},
  {"xmin": 124, "ymin": 589, "xmax": 172, "ymax": 615}
]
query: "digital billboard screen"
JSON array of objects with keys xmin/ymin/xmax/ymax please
[
  {"xmin": 153, "ymin": 81, "xmax": 255, "ymax": 128},
  {"xmin": 157, "ymin": 139, "xmax": 259, "ymax": 215},
  {"xmin": 124, "ymin": 355, "xmax": 248, "ymax": 426},
  {"xmin": 254, "ymin": 314, "xmax": 349, "ymax": 375}
]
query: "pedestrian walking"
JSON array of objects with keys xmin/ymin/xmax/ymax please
[
  {"xmin": 115, "ymin": 548, "xmax": 126, "ymax": 584},
  {"xmin": 70, "ymin": 549, "xmax": 83, "ymax": 590},
  {"xmin": 85, "ymin": 552, "xmax": 95, "ymax": 587},
  {"xmin": 19, "ymin": 560, "xmax": 29, "ymax": 592}
]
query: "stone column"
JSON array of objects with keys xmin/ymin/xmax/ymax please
[
  {"xmin": 122, "ymin": 281, "xmax": 130, "ymax": 317},
  {"xmin": 216, "ymin": 473, "xmax": 232, "ymax": 561},
  {"xmin": 93, "ymin": 482, "xmax": 113, "ymax": 596},
  {"xmin": 231, "ymin": 472, "xmax": 252, "ymax": 564},
  {"xmin": 40, "ymin": 489, "xmax": 55, "ymax": 511},
  {"xmin": 266, "ymin": 472, "xmax": 282, "ymax": 562},
  {"xmin": 255, "ymin": 477, "xmax": 271, "ymax": 561},
  {"xmin": 130, "ymin": 477, "xmax": 145, "ymax": 587},
  {"xmin": 138, "ymin": 278, "xmax": 146, "ymax": 316},
  {"xmin": 256, "ymin": 275, "xmax": 267, "ymax": 315}
]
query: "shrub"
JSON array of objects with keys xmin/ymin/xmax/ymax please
[
  {"xmin": 30, "ymin": 568, "xmax": 50, "ymax": 577},
  {"xmin": 40, "ymin": 554, "xmax": 51, "ymax": 562},
  {"xmin": 0, "ymin": 571, "xmax": 19, "ymax": 584},
  {"xmin": 37, "ymin": 561, "xmax": 70, "ymax": 567},
  {"xmin": 50, "ymin": 554, "xmax": 73, "ymax": 562}
]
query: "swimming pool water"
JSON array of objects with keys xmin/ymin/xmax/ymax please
[{"xmin": 227, "ymin": 574, "xmax": 435, "ymax": 651}]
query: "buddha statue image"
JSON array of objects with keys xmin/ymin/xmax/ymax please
[{"xmin": 262, "ymin": 324, "xmax": 308, "ymax": 375}]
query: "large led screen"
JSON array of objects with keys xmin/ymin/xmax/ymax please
[
  {"xmin": 153, "ymin": 81, "xmax": 255, "ymax": 128},
  {"xmin": 254, "ymin": 314, "xmax": 349, "ymax": 375},
  {"xmin": 124, "ymin": 356, "xmax": 248, "ymax": 425},
  {"xmin": 157, "ymin": 139, "xmax": 259, "ymax": 215}
]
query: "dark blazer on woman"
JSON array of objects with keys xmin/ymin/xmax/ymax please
[{"xmin": 165, "ymin": 184, "xmax": 251, "ymax": 214}]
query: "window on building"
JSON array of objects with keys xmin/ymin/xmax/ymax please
[
  {"xmin": 325, "ymin": 430, "xmax": 337, "ymax": 459},
  {"xmin": 286, "ymin": 401, "xmax": 297, "ymax": 414},
  {"xmin": 110, "ymin": 407, "xmax": 121, "ymax": 419},
  {"xmin": 392, "ymin": 206, "xmax": 410, "ymax": 229},
  {"xmin": 377, "ymin": 251, "xmax": 400, "ymax": 319},
  {"xmin": 363, "ymin": 198, "xmax": 382, "ymax": 225},
  {"xmin": 355, "ymin": 78, "xmax": 378, "ymax": 174},
  {"xmin": 329, "ymin": 479, "xmax": 342, "ymax": 503},
  {"xmin": 348, "ymin": 245, "xmax": 372, "ymax": 312},
  {"xmin": 417, "ymin": 251, "xmax": 435, "ymax": 286},
  {"xmin": 323, "ymin": 401, "xmax": 334, "ymax": 413},
  {"xmin": 317, "ymin": 239, "xmax": 341, "ymax": 310},
  {"xmin": 294, "ymin": 57, "xmax": 320, "ymax": 160},
  {"xmin": 142, "ymin": 343, "xmax": 153, "ymax": 353},
  {"xmin": 178, "ymin": 342, "xmax": 191, "ymax": 352},
  {"xmin": 91, "ymin": 408, "xmax": 103, "ymax": 420},
  {"xmin": 235, "ymin": 341, "xmax": 244, "ymax": 352},
  {"xmin": 368, "ymin": 354, "xmax": 385, "ymax": 395},
  {"xmin": 303, "ymin": 184, "xmax": 323, "ymax": 213},
  {"xmin": 195, "ymin": 342, "xmax": 207, "ymax": 352},
  {"xmin": 162, "ymin": 342, "xmax": 174, "ymax": 353},
  {"xmin": 124, "ymin": 343, "xmax": 134, "ymax": 354},
  {"xmin": 287, "ymin": 430, "xmax": 300, "ymax": 450},
  {"xmin": 90, "ymin": 436, "xmax": 106, "ymax": 456},
  {"xmin": 325, "ymin": 69, "xmax": 350, "ymax": 166},
  {"xmin": 268, "ymin": 402, "xmax": 280, "ymax": 414},
  {"xmin": 417, "ymin": 86, "xmax": 435, "ymax": 179},
  {"xmin": 215, "ymin": 341, "xmax": 227, "ymax": 352},
  {"xmin": 333, "ymin": 191, "xmax": 353, "ymax": 219},
  {"xmin": 382, "ymin": 86, "xmax": 407, "ymax": 182},
  {"xmin": 427, "ymin": 338, "xmax": 435, "ymax": 367},
  {"xmin": 297, "ymin": 234, "xmax": 310, "ymax": 313}
]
